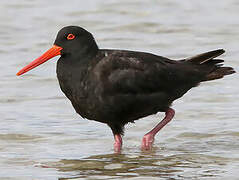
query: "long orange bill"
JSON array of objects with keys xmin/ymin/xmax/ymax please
[{"xmin": 16, "ymin": 45, "xmax": 63, "ymax": 76}]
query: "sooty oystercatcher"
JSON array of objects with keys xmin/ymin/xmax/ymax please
[{"xmin": 17, "ymin": 26, "xmax": 235, "ymax": 153}]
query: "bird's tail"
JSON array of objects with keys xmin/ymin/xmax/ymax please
[{"xmin": 184, "ymin": 49, "xmax": 235, "ymax": 81}]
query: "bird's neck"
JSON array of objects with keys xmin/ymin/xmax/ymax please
[
  {"xmin": 56, "ymin": 44, "xmax": 99, "ymax": 88},
  {"xmin": 56, "ymin": 57, "xmax": 91, "ymax": 101}
]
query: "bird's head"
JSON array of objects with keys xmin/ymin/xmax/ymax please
[{"xmin": 16, "ymin": 26, "xmax": 98, "ymax": 76}]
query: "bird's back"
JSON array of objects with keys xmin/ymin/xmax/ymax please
[{"xmin": 56, "ymin": 48, "xmax": 235, "ymax": 135}]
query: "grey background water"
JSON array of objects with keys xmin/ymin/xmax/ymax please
[{"xmin": 0, "ymin": 0, "xmax": 239, "ymax": 179}]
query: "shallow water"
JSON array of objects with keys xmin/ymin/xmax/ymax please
[{"xmin": 1, "ymin": 0, "xmax": 239, "ymax": 179}]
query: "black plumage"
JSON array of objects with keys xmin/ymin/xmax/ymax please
[
  {"xmin": 17, "ymin": 26, "xmax": 235, "ymax": 152},
  {"xmin": 55, "ymin": 26, "xmax": 234, "ymax": 135}
]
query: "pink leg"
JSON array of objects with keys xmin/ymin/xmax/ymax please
[
  {"xmin": 114, "ymin": 134, "xmax": 122, "ymax": 153},
  {"xmin": 141, "ymin": 108, "xmax": 175, "ymax": 151}
]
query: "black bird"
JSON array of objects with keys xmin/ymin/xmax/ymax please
[{"xmin": 17, "ymin": 26, "xmax": 235, "ymax": 153}]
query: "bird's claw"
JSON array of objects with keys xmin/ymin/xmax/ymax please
[
  {"xmin": 114, "ymin": 141, "xmax": 122, "ymax": 153},
  {"xmin": 141, "ymin": 133, "xmax": 155, "ymax": 151},
  {"xmin": 114, "ymin": 134, "xmax": 122, "ymax": 153}
]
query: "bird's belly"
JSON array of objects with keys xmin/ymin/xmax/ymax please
[
  {"xmin": 59, "ymin": 78, "xmax": 172, "ymax": 124},
  {"xmin": 62, "ymin": 86, "xmax": 108, "ymax": 122}
]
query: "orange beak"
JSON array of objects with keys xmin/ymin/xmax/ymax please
[{"xmin": 16, "ymin": 45, "xmax": 63, "ymax": 76}]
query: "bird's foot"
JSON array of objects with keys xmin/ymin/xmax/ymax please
[
  {"xmin": 114, "ymin": 134, "xmax": 122, "ymax": 153},
  {"xmin": 141, "ymin": 108, "xmax": 175, "ymax": 151},
  {"xmin": 141, "ymin": 133, "xmax": 155, "ymax": 151},
  {"xmin": 114, "ymin": 141, "xmax": 122, "ymax": 153}
]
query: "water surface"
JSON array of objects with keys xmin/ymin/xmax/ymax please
[{"xmin": 1, "ymin": 0, "xmax": 239, "ymax": 179}]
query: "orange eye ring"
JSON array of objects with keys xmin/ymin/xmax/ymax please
[{"xmin": 67, "ymin": 34, "xmax": 75, "ymax": 40}]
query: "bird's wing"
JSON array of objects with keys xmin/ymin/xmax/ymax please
[
  {"xmin": 91, "ymin": 49, "xmax": 211, "ymax": 122},
  {"xmin": 94, "ymin": 50, "xmax": 182, "ymax": 96}
]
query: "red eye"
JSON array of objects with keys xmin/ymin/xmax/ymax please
[{"xmin": 67, "ymin": 34, "xmax": 75, "ymax": 40}]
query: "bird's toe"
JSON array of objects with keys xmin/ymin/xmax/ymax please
[
  {"xmin": 114, "ymin": 141, "xmax": 122, "ymax": 153},
  {"xmin": 141, "ymin": 133, "xmax": 155, "ymax": 151}
]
